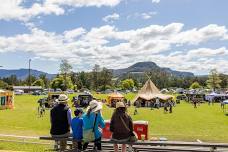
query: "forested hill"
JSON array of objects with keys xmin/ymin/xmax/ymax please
[
  {"xmin": 0, "ymin": 69, "xmax": 55, "ymax": 80},
  {"xmin": 0, "ymin": 62, "xmax": 194, "ymax": 80},
  {"xmin": 111, "ymin": 62, "xmax": 194, "ymax": 77}
]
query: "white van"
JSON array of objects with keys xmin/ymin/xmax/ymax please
[{"xmin": 14, "ymin": 89, "xmax": 24, "ymax": 95}]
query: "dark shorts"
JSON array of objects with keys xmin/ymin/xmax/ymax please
[{"xmin": 111, "ymin": 137, "xmax": 130, "ymax": 142}]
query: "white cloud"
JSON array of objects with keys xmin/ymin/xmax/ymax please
[
  {"xmin": 152, "ymin": 0, "xmax": 160, "ymax": 3},
  {"xmin": 45, "ymin": 0, "xmax": 121, "ymax": 7},
  {"xmin": 172, "ymin": 24, "xmax": 227, "ymax": 45},
  {"xmin": 144, "ymin": 49, "xmax": 228, "ymax": 74},
  {"xmin": 64, "ymin": 28, "xmax": 86, "ymax": 41},
  {"xmin": 0, "ymin": 0, "xmax": 122, "ymax": 21},
  {"xmin": 141, "ymin": 12, "xmax": 157, "ymax": 20},
  {"xmin": 0, "ymin": 0, "xmax": 64, "ymax": 21},
  {"xmin": 151, "ymin": 47, "xmax": 228, "ymax": 74},
  {"xmin": 128, "ymin": 12, "xmax": 157, "ymax": 20},
  {"xmin": 187, "ymin": 47, "xmax": 228, "ymax": 59},
  {"xmin": 0, "ymin": 23, "xmax": 228, "ymax": 74},
  {"xmin": 103, "ymin": 13, "xmax": 120, "ymax": 23}
]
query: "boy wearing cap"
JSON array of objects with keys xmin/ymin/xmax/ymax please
[{"xmin": 71, "ymin": 108, "xmax": 84, "ymax": 150}]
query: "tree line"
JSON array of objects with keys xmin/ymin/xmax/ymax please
[{"xmin": 0, "ymin": 60, "xmax": 227, "ymax": 91}]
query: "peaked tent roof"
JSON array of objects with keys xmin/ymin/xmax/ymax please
[
  {"xmin": 133, "ymin": 79, "xmax": 173, "ymax": 101},
  {"xmin": 108, "ymin": 92, "xmax": 124, "ymax": 98},
  {"xmin": 138, "ymin": 79, "xmax": 160, "ymax": 94}
]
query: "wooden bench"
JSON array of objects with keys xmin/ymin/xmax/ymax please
[{"xmin": 40, "ymin": 136, "xmax": 228, "ymax": 152}]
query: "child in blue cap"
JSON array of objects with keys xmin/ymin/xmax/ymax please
[{"xmin": 71, "ymin": 108, "xmax": 84, "ymax": 150}]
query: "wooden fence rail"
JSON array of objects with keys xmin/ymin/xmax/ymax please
[{"xmin": 40, "ymin": 136, "xmax": 228, "ymax": 152}]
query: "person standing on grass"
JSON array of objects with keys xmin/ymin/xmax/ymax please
[
  {"xmin": 221, "ymin": 100, "xmax": 225, "ymax": 110},
  {"xmin": 134, "ymin": 100, "xmax": 139, "ymax": 115},
  {"xmin": 155, "ymin": 97, "xmax": 160, "ymax": 109},
  {"xmin": 50, "ymin": 94, "xmax": 72, "ymax": 151},
  {"xmin": 192, "ymin": 96, "xmax": 197, "ymax": 108},
  {"xmin": 168, "ymin": 100, "xmax": 173, "ymax": 113},
  {"xmin": 128, "ymin": 100, "xmax": 131, "ymax": 107},
  {"xmin": 83, "ymin": 100, "xmax": 105, "ymax": 151},
  {"xmin": 110, "ymin": 102, "xmax": 133, "ymax": 152},
  {"xmin": 71, "ymin": 108, "xmax": 84, "ymax": 151},
  {"xmin": 164, "ymin": 102, "xmax": 168, "ymax": 113},
  {"xmin": 150, "ymin": 101, "xmax": 154, "ymax": 110}
]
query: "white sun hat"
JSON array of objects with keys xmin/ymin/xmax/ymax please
[
  {"xmin": 57, "ymin": 94, "xmax": 69, "ymax": 103},
  {"xmin": 87, "ymin": 100, "xmax": 103, "ymax": 112}
]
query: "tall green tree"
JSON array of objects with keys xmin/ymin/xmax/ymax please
[
  {"xmin": 121, "ymin": 79, "xmax": 135, "ymax": 90},
  {"xmin": 50, "ymin": 75, "xmax": 73, "ymax": 90},
  {"xmin": 206, "ymin": 69, "xmax": 222, "ymax": 91},
  {"xmin": 24, "ymin": 75, "xmax": 37, "ymax": 86},
  {"xmin": 50, "ymin": 77, "xmax": 63, "ymax": 90},
  {"xmin": 132, "ymin": 78, "xmax": 139, "ymax": 88},
  {"xmin": 219, "ymin": 74, "xmax": 228, "ymax": 88},
  {"xmin": 39, "ymin": 74, "xmax": 49, "ymax": 88},
  {"xmin": 91, "ymin": 64, "xmax": 100, "ymax": 90},
  {"xmin": 100, "ymin": 68, "xmax": 112, "ymax": 91},
  {"xmin": 77, "ymin": 72, "xmax": 91, "ymax": 89},
  {"xmin": 2, "ymin": 75, "xmax": 21, "ymax": 85},
  {"xmin": 190, "ymin": 82, "xmax": 201, "ymax": 89},
  {"xmin": 59, "ymin": 59, "xmax": 73, "ymax": 91},
  {"xmin": 32, "ymin": 79, "xmax": 45, "ymax": 88},
  {"xmin": 70, "ymin": 72, "xmax": 78, "ymax": 85},
  {"xmin": 0, "ymin": 80, "xmax": 8, "ymax": 89}
]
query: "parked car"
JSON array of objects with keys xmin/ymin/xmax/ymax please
[
  {"xmin": 125, "ymin": 90, "xmax": 131, "ymax": 93},
  {"xmin": 66, "ymin": 89, "xmax": 74, "ymax": 94},
  {"xmin": 104, "ymin": 89, "xmax": 113, "ymax": 94},
  {"xmin": 55, "ymin": 88, "xmax": 62, "ymax": 92},
  {"xmin": 14, "ymin": 90, "xmax": 24, "ymax": 95},
  {"xmin": 43, "ymin": 88, "xmax": 54, "ymax": 94},
  {"xmin": 72, "ymin": 93, "xmax": 93, "ymax": 108},
  {"xmin": 176, "ymin": 94, "xmax": 187, "ymax": 101},
  {"xmin": 46, "ymin": 92, "xmax": 65, "ymax": 108},
  {"xmin": 32, "ymin": 90, "xmax": 42, "ymax": 95},
  {"xmin": 132, "ymin": 88, "xmax": 137, "ymax": 93}
]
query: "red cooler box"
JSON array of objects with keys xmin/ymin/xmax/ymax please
[
  {"xmin": 102, "ymin": 120, "xmax": 112, "ymax": 139},
  {"xmin": 102, "ymin": 120, "xmax": 149, "ymax": 140},
  {"xmin": 133, "ymin": 121, "xmax": 149, "ymax": 140}
]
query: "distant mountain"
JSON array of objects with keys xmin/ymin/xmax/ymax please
[
  {"xmin": 111, "ymin": 62, "xmax": 194, "ymax": 77},
  {"xmin": 0, "ymin": 62, "xmax": 194, "ymax": 80},
  {"xmin": 0, "ymin": 69, "xmax": 55, "ymax": 80}
]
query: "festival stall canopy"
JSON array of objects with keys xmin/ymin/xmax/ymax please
[
  {"xmin": 133, "ymin": 79, "xmax": 173, "ymax": 102},
  {"xmin": 107, "ymin": 92, "xmax": 124, "ymax": 99}
]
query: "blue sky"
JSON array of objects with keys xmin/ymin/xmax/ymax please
[{"xmin": 0, "ymin": 0, "xmax": 228, "ymax": 75}]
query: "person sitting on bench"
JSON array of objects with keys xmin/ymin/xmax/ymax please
[
  {"xmin": 50, "ymin": 94, "xmax": 72, "ymax": 151},
  {"xmin": 83, "ymin": 100, "xmax": 105, "ymax": 151},
  {"xmin": 71, "ymin": 108, "xmax": 84, "ymax": 151},
  {"xmin": 110, "ymin": 102, "xmax": 133, "ymax": 152}
]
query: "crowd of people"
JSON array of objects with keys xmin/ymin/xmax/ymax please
[
  {"xmin": 133, "ymin": 98, "xmax": 175, "ymax": 114},
  {"xmin": 163, "ymin": 100, "xmax": 174, "ymax": 113},
  {"xmin": 50, "ymin": 94, "xmax": 134, "ymax": 152}
]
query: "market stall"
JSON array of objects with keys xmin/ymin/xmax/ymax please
[
  {"xmin": 0, "ymin": 90, "xmax": 14, "ymax": 110},
  {"xmin": 107, "ymin": 92, "xmax": 125, "ymax": 107}
]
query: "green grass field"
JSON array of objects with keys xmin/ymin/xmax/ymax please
[{"xmin": 0, "ymin": 93, "xmax": 228, "ymax": 151}]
